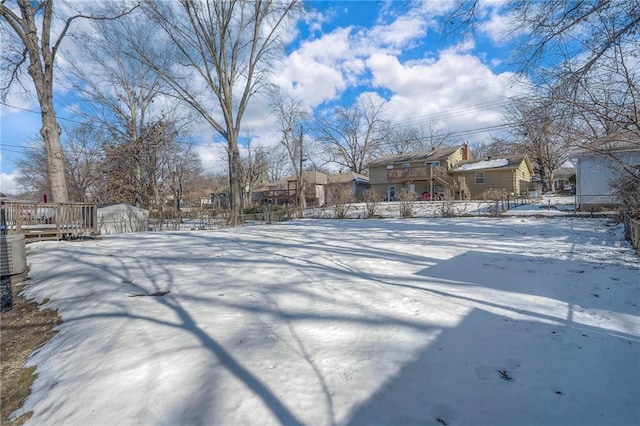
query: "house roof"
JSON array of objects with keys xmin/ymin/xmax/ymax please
[
  {"xmin": 366, "ymin": 145, "xmax": 463, "ymax": 167},
  {"xmin": 450, "ymin": 154, "xmax": 532, "ymax": 174},
  {"xmin": 326, "ymin": 171, "xmax": 369, "ymax": 184},
  {"xmin": 573, "ymin": 131, "xmax": 640, "ymax": 157}
]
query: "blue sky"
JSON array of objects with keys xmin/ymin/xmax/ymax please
[{"xmin": 1, "ymin": 0, "xmax": 528, "ymax": 194}]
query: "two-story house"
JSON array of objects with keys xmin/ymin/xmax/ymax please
[{"xmin": 366, "ymin": 144, "xmax": 471, "ymax": 201}]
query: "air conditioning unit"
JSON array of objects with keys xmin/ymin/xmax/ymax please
[{"xmin": 0, "ymin": 234, "xmax": 27, "ymax": 276}]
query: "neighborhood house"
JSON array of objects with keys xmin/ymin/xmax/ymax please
[
  {"xmin": 449, "ymin": 154, "xmax": 534, "ymax": 199},
  {"xmin": 574, "ymin": 136, "xmax": 640, "ymax": 210},
  {"xmin": 366, "ymin": 144, "xmax": 471, "ymax": 201},
  {"xmin": 366, "ymin": 144, "xmax": 534, "ymax": 201}
]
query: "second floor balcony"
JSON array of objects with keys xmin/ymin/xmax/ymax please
[{"xmin": 387, "ymin": 166, "xmax": 448, "ymax": 183}]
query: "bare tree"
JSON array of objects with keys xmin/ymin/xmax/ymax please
[
  {"xmin": 449, "ymin": 0, "xmax": 640, "ymax": 206},
  {"xmin": 15, "ymin": 141, "xmax": 50, "ymax": 199},
  {"xmin": 449, "ymin": 1, "xmax": 640, "ymax": 83},
  {"xmin": 563, "ymin": 43, "xmax": 639, "ymax": 146},
  {"xmin": 271, "ymin": 89, "xmax": 309, "ymax": 215},
  {"xmin": 471, "ymin": 139, "xmax": 520, "ymax": 159},
  {"xmin": 139, "ymin": 0, "xmax": 299, "ymax": 226},
  {"xmin": 64, "ymin": 123, "xmax": 105, "ymax": 202},
  {"xmin": 502, "ymin": 96, "xmax": 572, "ymax": 192},
  {"xmin": 65, "ymin": 11, "xmax": 204, "ymax": 212},
  {"xmin": 377, "ymin": 123, "xmax": 453, "ymax": 156},
  {"xmin": 239, "ymin": 141, "xmax": 270, "ymax": 206},
  {"xmin": 166, "ymin": 142, "xmax": 202, "ymax": 212},
  {"xmin": 0, "ymin": 1, "xmax": 137, "ymax": 203},
  {"xmin": 15, "ymin": 123, "xmax": 104, "ymax": 202},
  {"xmin": 264, "ymin": 144, "xmax": 294, "ymax": 182},
  {"xmin": 317, "ymin": 96, "xmax": 389, "ymax": 174}
]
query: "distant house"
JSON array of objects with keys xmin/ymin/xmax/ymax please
[
  {"xmin": 449, "ymin": 154, "xmax": 534, "ymax": 199},
  {"xmin": 97, "ymin": 203, "xmax": 149, "ymax": 235},
  {"xmin": 261, "ymin": 171, "xmax": 328, "ymax": 207},
  {"xmin": 551, "ymin": 167, "xmax": 576, "ymax": 192},
  {"xmin": 366, "ymin": 144, "xmax": 471, "ymax": 200},
  {"xmin": 575, "ymin": 137, "xmax": 640, "ymax": 210},
  {"xmin": 325, "ymin": 171, "xmax": 370, "ymax": 204}
]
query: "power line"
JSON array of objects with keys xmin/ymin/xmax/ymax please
[
  {"xmin": 1, "ymin": 97, "xmax": 567, "ymax": 157},
  {"xmin": 384, "ymin": 98, "xmax": 513, "ymax": 129}
]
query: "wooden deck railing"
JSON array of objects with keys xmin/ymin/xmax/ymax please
[
  {"xmin": 388, "ymin": 166, "xmax": 470, "ymax": 199},
  {"xmin": 0, "ymin": 201, "xmax": 97, "ymax": 241}
]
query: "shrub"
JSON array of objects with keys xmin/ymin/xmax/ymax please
[
  {"xmin": 331, "ymin": 187, "xmax": 355, "ymax": 219},
  {"xmin": 362, "ymin": 188, "xmax": 382, "ymax": 218},
  {"xmin": 397, "ymin": 188, "xmax": 416, "ymax": 218}
]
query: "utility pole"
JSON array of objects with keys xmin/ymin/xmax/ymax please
[{"xmin": 298, "ymin": 127, "xmax": 306, "ymax": 218}]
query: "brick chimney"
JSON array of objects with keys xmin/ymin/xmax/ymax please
[{"xmin": 462, "ymin": 141, "xmax": 470, "ymax": 160}]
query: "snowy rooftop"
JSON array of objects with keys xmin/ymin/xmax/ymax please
[{"xmin": 454, "ymin": 158, "xmax": 509, "ymax": 171}]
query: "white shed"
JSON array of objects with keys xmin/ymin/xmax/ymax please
[
  {"xmin": 575, "ymin": 139, "xmax": 640, "ymax": 210},
  {"xmin": 97, "ymin": 204, "xmax": 149, "ymax": 235}
]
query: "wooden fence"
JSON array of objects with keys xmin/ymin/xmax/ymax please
[
  {"xmin": 0, "ymin": 201, "xmax": 97, "ymax": 241},
  {"xmin": 623, "ymin": 213, "xmax": 640, "ymax": 255}
]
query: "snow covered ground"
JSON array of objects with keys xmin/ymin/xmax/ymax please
[{"xmin": 16, "ymin": 217, "xmax": 640, "ymax": 425}]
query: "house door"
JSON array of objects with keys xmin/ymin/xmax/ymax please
[{"xmin": 389, "ymin": 185, "xmax": 396, "ymax": 201}]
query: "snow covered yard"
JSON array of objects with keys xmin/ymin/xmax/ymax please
[{"xmin": 16, "ymin": 217, "xmax": 640, "ymax": 425}]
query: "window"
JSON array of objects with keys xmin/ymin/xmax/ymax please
[
  {"xmin": 403, "ymin": 163, "xmax": 411, "ymax": 169},
  {"xmin": 431, "ymin": 161, "xmax": 440, "ymax": 167},
  {"xmin": 386, "ymin": 164, "xmax": 394, "ymax": 170},
  {"xmin": 475, "ymin": 172, "xmax": 485, "ymax": 184},
  {"xmin": 409, "ymin": 184, "xmax": 415, "ymax": 193}
]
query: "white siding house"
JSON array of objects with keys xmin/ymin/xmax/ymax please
[{"xmin": 575, "ymin": 142, "xmax": 640, "ymax": 210}]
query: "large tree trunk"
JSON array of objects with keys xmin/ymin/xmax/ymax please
[
  {"xmin": 229, "ymin": 143, "xmax": 243, "ymax": 226},
  {"xmin": 39, "ymin": 97, "xmax": 69, "ymax": 203},
  {"xmin": 228, "ymin": 137, "xmax": 243, "ymax": 226},
  {"xmin": 20, "ymin": 0, "xmax": 69, "ymax": 203}
]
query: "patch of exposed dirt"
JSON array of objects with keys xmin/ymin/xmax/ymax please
[{"xmin": 1, "ymin": 275, "xmax": 60, "ymax": 426}]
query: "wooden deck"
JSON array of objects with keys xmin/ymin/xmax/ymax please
[{"xmin": 1, "ymin": 201, "xmax": 97, "ymax": 241}]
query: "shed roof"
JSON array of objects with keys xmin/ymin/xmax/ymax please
[{"xmin": 97, "ymin": 203, "xmax": 149, "ymax": 213}]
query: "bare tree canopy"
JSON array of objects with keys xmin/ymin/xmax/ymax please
[
  {"xmin": 449, "ymin": 1, "xmax": 640, "ymax": 80},
  {"xmin": 138, "ymin": 0, "xmax": 299, "ymax": 225},
  {"xmin": 317, "ymin": 95, "xmax": 389, "ymax": 174},
  {"xmin": 15, "ymin": 123, "xmax": 104, "ymax": 202},
  {"xmin": 0, "ymin": 0, "xmax": 138, "ymax": 203},
  {"xmin": 376, "ymin": 123, "xmax": 454, "ymax": 156},
  {"xmin": 495, "ymin": 95, "xmax": 573, "ymax": 192},
  {"xmin": 451, "ymin": 0, "xmax": 639, "ymax": 202},
  {"xmin": 271, "ymin": 89, "xmax": 309, "ymax": 212}
]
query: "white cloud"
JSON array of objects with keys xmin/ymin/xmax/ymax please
[
  {"xmin": 480, "ymin": 9, "xmax": 525, "ymax": 44},
  {"xmin": 0, "ymin": 169, "xmax": 21, "ymax": 195},
  {"xmin": 271, "ymin": 27, "xmax": 359, "ymax": 106},
  {"xmin": 366, "ymin": 49, "xmax": 528, "ymax": 141},
  {"xmin": 195, "ymin": 141, "xmax": 229, "ymax": 174},
  {"xmin": 367, "ymin": 15, "xmax": 427, "ymax": 51}
]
